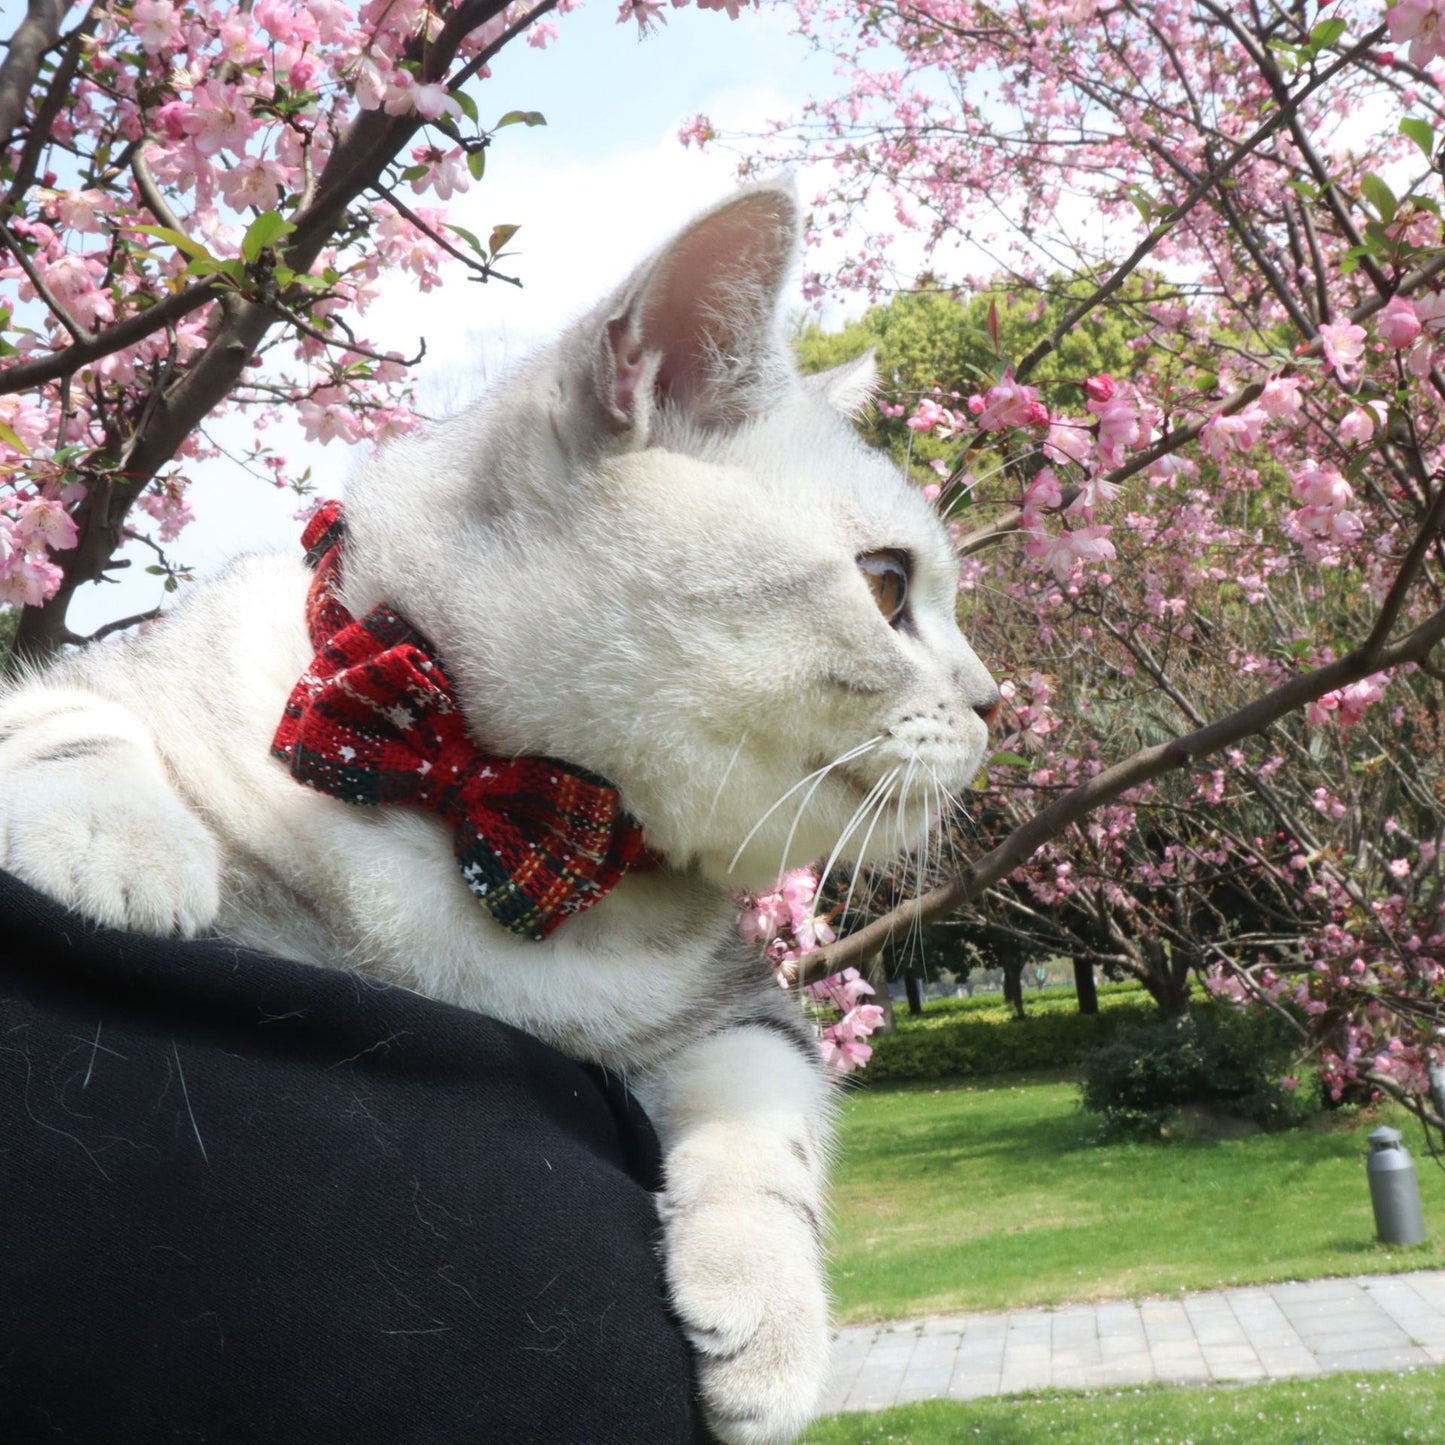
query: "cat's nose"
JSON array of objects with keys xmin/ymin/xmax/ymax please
[{"xmin": 974, "ymin": 693, "xmax": 1001, "ymax": 728}]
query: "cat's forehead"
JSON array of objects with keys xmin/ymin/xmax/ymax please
[{"xmin": 705, "ymin": 402, "xmax": 955, "ymax": 554}]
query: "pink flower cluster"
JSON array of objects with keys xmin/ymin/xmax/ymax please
[
  {"xmin": 0, "ymin": 495, "xmax": 76, "ymax": 606},
  {"xmin": 736, "ymin": 867, "xmax": 886, "ymax": 1074},
  {"xmin": 0, "ymin": 0, "xmax": 742, "ymax": 627},
  {"xmin": 1307, "ymin": 672, "xmax": 1389, "ymax": 728},
  {"xmin": 808, "ymin": 968, "xmax": 886, "ymax": 1074},
  {"xmin": 1285, "ymin": 460, "xmax": 1364, "ymax": 560}
]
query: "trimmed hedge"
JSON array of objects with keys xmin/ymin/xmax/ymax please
[
  {"xmin": 862, "ymin": 986, "xmax": 1160, "ymax": 1083},
  {"xmin": 1077, "ymin": 1003, "xmax": 1319, "ymax": 1136}
]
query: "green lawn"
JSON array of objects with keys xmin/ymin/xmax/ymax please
[
  {"xmin": 802, "ymin": 1370, "xmax": 1445, "ymax": 1443},
  {"xmin": 830, "ymin": 1075, "xmax": 1445, "ymax": 1323}
]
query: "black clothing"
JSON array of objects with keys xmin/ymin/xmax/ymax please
[{"xmin": 0, "ymin": 869, "xmax": 697, "ymax": 1443}]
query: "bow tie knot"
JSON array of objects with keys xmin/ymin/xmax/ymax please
[{"xmin": 272, "ymin": 502, "xmax": 654, "ymax": 940}]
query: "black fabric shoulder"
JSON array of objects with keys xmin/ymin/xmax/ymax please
[{"xmin": 0, "ymin": 870, "xmax": 699, "ymax": 1444}]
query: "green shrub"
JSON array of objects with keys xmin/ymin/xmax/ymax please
[
  {"xmin": 1076, "ymin": 1004, "xmax": 1319, "ymax": 1137},
  {"xmin": 862, "ymin": 987, "xmax": 1159, "ymax": 1083}
]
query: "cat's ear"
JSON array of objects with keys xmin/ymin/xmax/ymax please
[
  {"xmin": 593, "ymin": 184, "xmax": 798, "ymax": 441},
  {"xmin": 802, "ymin": 350, "xmax": 879, "ymax": 418}
]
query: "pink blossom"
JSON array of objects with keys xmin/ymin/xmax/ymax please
[
  {"xmin": 297, "ymin": 397, "xmax": 362, "ymax": 444},
  {"xmin": 1200, "ymin": 405, "xmax": 1267, "ymax": 459},
  {"xmin": 1084, "ymin": 373, "xmax": 1115, "ymax": 403},
  {"xmin": 1338, "ymin": 401, "xmax": 1386, "ymax": 447},
  {"xmin": 130, "ymin": 0, "xmax": 182, "ymax": 53},
  {"xmin": 408, "ymin": 146, "xmax": 471, "ymax": 201},
  {"xmin": 1043, "ymin": 420, "xmax": 1092, "ymax": 465},
  {"xmin": 1022, "ymin": 466, "xmax": 1062, "ymax": 513},
  {"xmin": 1090, "ymin": 392, "xmax": 1146, "ymax": 464},
  {"xmin": 185, "ymin": 81, "xmax": 257, "ymax": 157},
  {"xmin": 0, "ymin": 552, "xmax": 63, "ymax": 606},
  {"xmin": 527, "ymin": 19, "xmax": 560, "ymax": 46},
  {"xmin": 975, "ymin": 371, "xmax": 1047, "ymax": 431},
  {"xmin": 1386, "ymin": 0, "xmax": 1445, "ymax": 66},
  {"xmin": 907, "ymin": 396, "xmax": 954, "ymax": 433},
  {"xmin": 1258, "ymin": 376, "xmax": 1304, "ymax": 420},
  {"xmin": 12, "ymin": 497, "xmax": 78, "ymax": 551},
  {"xmin": 678, "ymin": 114, "xmax": 715, "ymax": 148},
  {"xmin": 1377, "ymin": 295, "xmax": 1422, "ymax": 351},
  {"xmin": 51, "ymin": 188, "xmax": 108, "ymax": 234},
  {"xmin": 219, "ymin": 156, "xmax": 285, "ymax": 211},
  {"xmin": 1319, "ymin": 320, "xmax": 1367, "ymax": 379},
  {"xmin": 818, "ymin": 1033, "xmax": 872, "ymax": 1074},
  {"xmin": 410, "ymin": 81, "xmax": 461, "ymax": 123},
  {"xmin": 1292, "ymin": 461, "xmax": 1353, "ymax": 512}
]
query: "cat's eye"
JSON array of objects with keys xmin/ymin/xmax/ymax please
[{"xmin": 857, "ymin": 550, "xmax": 910, "ymax": 626}]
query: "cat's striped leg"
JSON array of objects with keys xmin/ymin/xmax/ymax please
[
  {"xmin": 640, "ymin": 1020, "xmax": 834, "ymax": 1445},
  {"xmin": 0, "ymin": 686, "xmax": 220, "ymax": 935}
]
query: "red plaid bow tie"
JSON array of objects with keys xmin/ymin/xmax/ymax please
[{"xmin": 272, "ymin": 501, "xmax": 654, "ymax": 941}]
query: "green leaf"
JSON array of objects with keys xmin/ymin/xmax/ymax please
[
  {"xmin": 1360, "ymin": 173, "xmax": 1397, "ymax": 225},
  {"xmin": 495, "ymin": 109, "xmax": 546, "ymax": 129},
  {"xmin": 0, "ymin": 419, "xmax": 30, "ymax": 454},
  {"xmin": 241, "ymin": 209, "xmax": 296, "ymax": 264},
  {"xmin": 487, "ymin": 223, "xmax": 519, "ymax": 257},
  {"xmin": 987, "ymin": 751, "xmax": 1031, "ymax": 769},
  {"xmin": 399, "ymin": 164, "xmax": 430, "ymax": 182},
  {"xmin": 453, "ymin": 90, "xmax": 479, "ymax": 124},
  {"xmin": 185, "ymin": 256, "xmax": 246, "ymax": 285},
  {"xmin": 1123, "ymin": 184, "xmax": 1156, "ymax": 225},
  {"xmin": 1308, "ymin": 16, "xmax": 1347, "ymax": 48},
  {"xmin": 1400, "ymin": 116, "xmax": 1435, "ymax": 158},
  {"xmin": 446, "ymin": 223, "xmax": 485, "ymax": 258},
  {"xmin": 467, "ymin": 148, "xmax": 487, "ymax": 182},
  {"xmin": 129, "ymin": 223, "xmax": 215, "ymax": 263}
]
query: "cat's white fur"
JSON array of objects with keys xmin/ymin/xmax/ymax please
[{"xmin": 0, "ymin": 185, "xmax": 996, "ymax": 1444}]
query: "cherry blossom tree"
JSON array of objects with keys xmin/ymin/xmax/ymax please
[
  {"xmin": 691, "ymin": 0, "xmax": 1445, "ymax": 1132},
  {"xmin": 0, "ymin": 0, "xmax": 728, "ymax": 660}
]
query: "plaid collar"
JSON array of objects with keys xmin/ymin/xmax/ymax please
[{"xmin": 271, "ymin": 501, "xmax": 655, "ymax": 941}]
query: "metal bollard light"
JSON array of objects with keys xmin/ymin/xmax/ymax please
[{"xmin": 1366, "ymin": 1127, "xmax": 1427, "ymax": 1246}]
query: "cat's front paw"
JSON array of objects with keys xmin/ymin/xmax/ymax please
[
  {"xmin": 0, "ymin": 758, "xmax": 221, "ymax": 937},
  {"xmin": 662, "ymin": 1192, "xmax": 829, "ymax": 1445}
]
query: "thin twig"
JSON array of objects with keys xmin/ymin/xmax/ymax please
[{"xmin": 0, "ymin": 215, "xmax": 94, "ymax": 343}]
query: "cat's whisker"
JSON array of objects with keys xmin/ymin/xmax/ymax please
[
  {"xmin": 816, "ymin": 766, "xmax": 901, "ymax": 911},
  {"xmin": 839, "ymin": 768, "xmax": 905, "ymax": 932},
  {"xmin": 702, "ymin": 733, "xmax": 748, "ymax": 832},
  {"xmin": 727, "ymin": 736, "xmax": 883, "ymax": 874}
]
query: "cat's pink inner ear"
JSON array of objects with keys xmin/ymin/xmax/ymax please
[
  {"xmin": 606, "ymin": 316, "xmax": 649, "ymax": 425},
  {"xmin": 633, "ymin": 187, "xmax": 796, "ymax": 418}
]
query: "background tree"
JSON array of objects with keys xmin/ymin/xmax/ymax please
[
  {"xmin": 0, "ymin": 0, "xmax": 730, "ymax": 661},
  {"xmin": 692, "ymin": 0, "xmax": 1445, "ymax": 1134}
]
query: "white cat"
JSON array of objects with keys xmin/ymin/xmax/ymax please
[{"xmin": 0, "ymin": 184, "xmax": 997, "ymax": 1444}]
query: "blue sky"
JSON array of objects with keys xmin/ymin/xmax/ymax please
[{"xmin": 69, "ymin": 3, "xmax": 840, "ymax": 630}]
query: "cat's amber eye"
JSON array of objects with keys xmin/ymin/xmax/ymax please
[{"xmin": 857, "ymin": 550, "xmax": 909, "ymax": 625}]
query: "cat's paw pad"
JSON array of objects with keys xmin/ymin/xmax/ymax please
[
  {"xmin": 663, "ymin": 1195, "xmax": 829, "ymax": 1445},
  {"xmin": 0, "ymin": 761, "xmax": 221, "ymax": 936}
]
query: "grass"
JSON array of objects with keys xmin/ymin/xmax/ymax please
[
  {"xmin": 829, "ymin": 1074, "xmax": 1445, "ymax": 1323},
  {"xmin": 801, "ymin": 1370, "xmax": 1445, "ymax": 1443}
]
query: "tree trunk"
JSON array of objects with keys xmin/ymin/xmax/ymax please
[
  {"xmin": 863, "ymin": 951, "xmax": 896, "ymax": 1034},
  {"xmin": 1139, "ymin": 939, "xmax": 1191, "ymax": 1016},
  {"xmin": 1002, "ymin": 960, "xmax": 1025, "ymax": 1020},
  {"xmin": 1073, "ymin": 956, "xmax": 1099, "ymax": 1015},
  {"xmin": 904, "ymin": 974, "xmax": 923, "ymax": 1016}
]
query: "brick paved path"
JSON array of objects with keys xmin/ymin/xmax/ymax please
[{"xmin": 824, "ymin": 1270, "xmax": 1445, "ymax": 1415}]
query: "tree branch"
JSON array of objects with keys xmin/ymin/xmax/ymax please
[{"xmin": 799, "ymin": 595, "xmax": 1445, "ymax": 982}]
